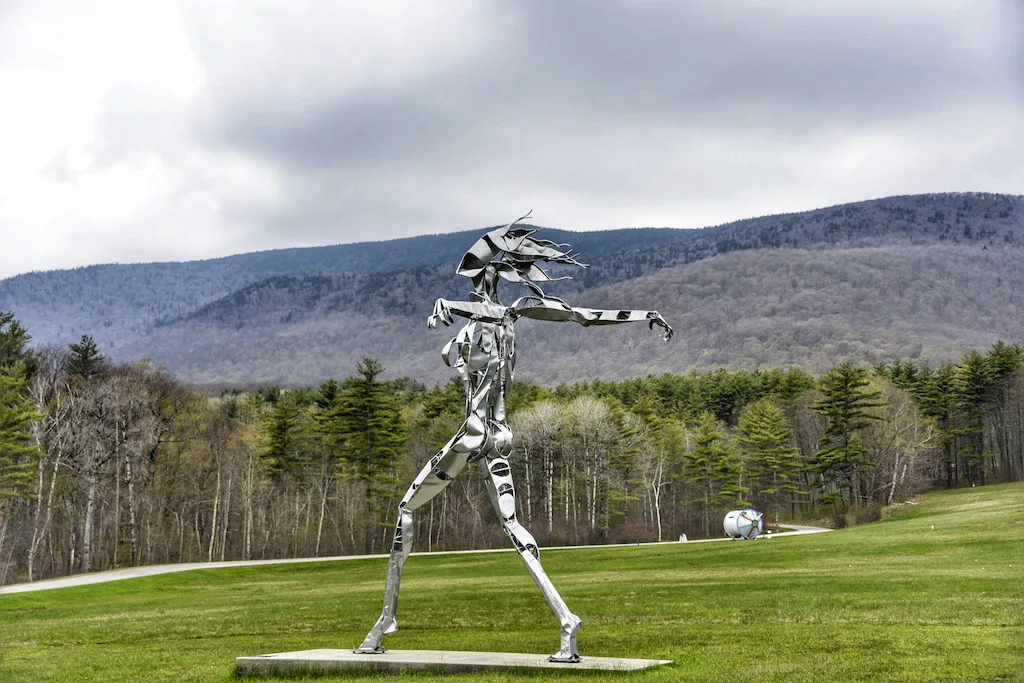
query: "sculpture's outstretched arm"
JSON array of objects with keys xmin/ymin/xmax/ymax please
[
  {"xmin": 511, "ymin": 295, "xmax": 673, "ymax": 342},
  {"xmin": 427, "ymin": 298, "xmax": 506, "ymax": 328}
]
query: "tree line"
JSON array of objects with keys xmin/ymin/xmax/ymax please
[{"xmin": 2, "ymin": 310, "xmax": 1023, "ymax": 585}]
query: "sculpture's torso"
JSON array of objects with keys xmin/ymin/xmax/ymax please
[{"xmin": 443, "ymin": 312, "xmax": 516, "ymax": 459}]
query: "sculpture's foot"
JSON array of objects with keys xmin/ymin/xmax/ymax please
[
  {"xmin": 353, "ymin": 615, "xmax": 397, "ymax": 654},
  {"xmin": 547, "ymin": 614, "xmax": 582, "ymax": 663}
]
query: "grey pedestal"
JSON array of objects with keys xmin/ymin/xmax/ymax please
[{"xmin": 236, "ymin": 649, "xmax": 673, "ymax": 675}]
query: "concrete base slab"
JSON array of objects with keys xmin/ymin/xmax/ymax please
[{"xmin": 236, "ymin": 649, "xmax": 673, "ymax": 675}]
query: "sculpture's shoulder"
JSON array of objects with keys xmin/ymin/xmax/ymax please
[{"xmin": 443, "ymin": 320, "xmax": 502, "ymax": 371}]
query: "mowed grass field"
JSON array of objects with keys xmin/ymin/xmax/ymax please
[{"xmin": 1, "ymin": 483, "xmax": 1022, "ymax": 682}]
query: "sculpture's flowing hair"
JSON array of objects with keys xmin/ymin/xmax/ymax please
[{"xmin": 457, "ymin": 211, "xmax": 588, "ymax": 297}]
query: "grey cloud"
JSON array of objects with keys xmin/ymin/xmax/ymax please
[
  {"xmin": 88, "ymin": 84, "xmax": 191, "ymax": 171},
  {"xmin": 188, "ymin": 1, "xmax": 1023, "ymax": 176},
  {"xmin": 217, "ymin": 89, "xmax": 472, "ymax": 172},
  {"xmin": 85, "ymin": 0, "xmax": 1024, "ymax": 253},
  {"xmin": 14, "ymin": 0, "xmax": 1022, "ymax": 280},
  {"xmin": 510, "ymin": 1, "xmax": 1022, "ymax": 116}
]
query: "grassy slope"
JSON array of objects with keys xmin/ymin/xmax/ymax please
[{"xmin": 1, "ymin": 483, "xmax": 1021, "ymax": 682}]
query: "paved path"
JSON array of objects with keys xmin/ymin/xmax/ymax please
[{"xmin": 0, "ymin": 525, "xmax": 830, "ymax": 595}]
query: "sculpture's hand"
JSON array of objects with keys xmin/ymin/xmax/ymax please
[
  {"xmin": 647, "ymin": 311, "xmax": 673, "ymax": 342},
  {"xmin": 427, "ymin": 298, "xmax": 454, "ymax": 329}
]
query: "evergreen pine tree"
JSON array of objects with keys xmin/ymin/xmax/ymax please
[
  {"xmin": 0, "ymin": 312, "xmax": 41, "ymax": 507},
  {"xmin": 0, "ymin": 364, "xmax": 42, "ymax": 504},
  {"xmin": 315, "ymin": 380, "xmax": 340, "ymax": 411},
  {"xmin": 737, "ymin": 397, "xmax": 804, "ymax": 523},
  {"xmin": 329, "ymin": 358, "xmax": 406, "ymax": 553},
  {"xmin": 954, "ymin": 350, "xmax": 993, "ymax": 485},
  {"xmin": 0, "ymin": 312, "xmax": 33, "ymax": 373},
  {"xmin": 601, "ymin": 397, "xmax": 643, "ymax": 537},
  {"xmin": 683, "ymin": 411, "xmax": 745, "ymax": 537},
  {"xmin": 260, "ymin": 390, "xmax": 308, "ymax": 477},
  {"xmin": 985, "ymin": 341, "xmax": 1024, "ymax": 382},
  {"xmin": 914, "ymin": 364, "xmax": 959, "ymax": 487},
  {"xmin": 983, "ymin": 342, "xmax": 1024, "ymax": 483},
  {"xmin": 812, "ymin": 362, "xmax": 885, "ymax": 508},
  {"xmin": 67, "ymin": 335, "xmax": 106, "ymax": 381}
]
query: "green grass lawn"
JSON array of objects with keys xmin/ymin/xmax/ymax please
[{"xmin": 2, "ymin": 483, "xmax": 1022, "ymax": 682}]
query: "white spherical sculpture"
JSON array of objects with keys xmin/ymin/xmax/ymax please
[{"xmin": 724, "ymin": 509, "xmax": 764, "ymax": 539}]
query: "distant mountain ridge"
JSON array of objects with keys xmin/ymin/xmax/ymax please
[
  {"xmin": 0, "ymin": 226, "xmax": 689, "ymax": 348},
  {"xmin": 3, "ymin": 192, "xmax": 1023, "ymax": 384}
]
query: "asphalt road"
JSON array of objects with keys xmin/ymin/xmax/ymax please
[{"xmin": 0, "ymin": 525, "xmax": 830, "ymax": 595}]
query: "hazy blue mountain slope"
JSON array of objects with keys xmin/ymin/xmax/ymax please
[
  {"xmin": 4, "ymin": 191, "xmax": 1019, "ymax": 356},
  {"xmin": 525, "ymin": 243, "xmax": 1024, "ymax": 380},
  {"xmin": 123, "ymin": 244, "xmax": 1024, "ymax": 385},
  {"xmin": 140, "ymin": 192, "xmax": 1024, "ymax": 332},
  {"xmin": 3, "ymin": 192, "xmax": 1022, "ymax": 358},
  {"xmin": 0, "ymin": 227, "xmax": 685, "ymax": 351}
]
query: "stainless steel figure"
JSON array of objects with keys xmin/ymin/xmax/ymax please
[{"xmin": 355, "ymin": 213, "xmax": 672, "ymax": 662}]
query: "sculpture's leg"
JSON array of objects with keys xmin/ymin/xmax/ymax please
[
  {"xmin": 355, "ymin": 433, "xmax": 473, "ymax": 653},
  {"xmin": 481, "ymin": 455, "xmax": 582, "ymax": 663},
  {"xmin": 354, "ymin": 507, "xmax": 412, "ymax": 653}
]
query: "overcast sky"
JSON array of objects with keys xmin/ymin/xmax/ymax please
[{"xmin": 1, "ymin": 0, "xmax": 1021, "ymax": 279}]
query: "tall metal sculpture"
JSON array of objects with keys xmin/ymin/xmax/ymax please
[{"xmin": 355, "ymin": 213, "xmax": 673, "ymax": 662}]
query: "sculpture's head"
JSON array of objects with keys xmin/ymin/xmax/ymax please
[{"xmin": 457, "ymin": 211, "xmax": 587, "ymax": 303}]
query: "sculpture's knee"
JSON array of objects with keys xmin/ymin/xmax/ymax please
[
  {"xmin": 503, "ymin": 520, "xmax": 540, "ymax": 560},
  {"xmin": 491, "ymin": 421, "xmax": 513, "ymax": 458},
  {"xmin": 454, "ymin": 414, "xmax": 486, "ymax": 453},
  {"xmin": 486, "ymin": 459, "xmax": 517, "ymax": 520},
  {"xmin": 391, "ymin": 509, "xmax": 413, "ymax": 556},
  {"xmin": 495, "ymin": 482, "xmax": 517, "ymax": 522},
  {"xmin": 428, "ymin": 448, "xmax": 471, "ymax": 482}
]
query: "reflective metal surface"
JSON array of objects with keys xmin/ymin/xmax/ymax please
[
  {"xmin": 724, "ymin": 509, "xmax": 764, "ymax": 539},
  {"xmin": 355, "ymin": 213, "xmax": 672, "ymax": 662}
]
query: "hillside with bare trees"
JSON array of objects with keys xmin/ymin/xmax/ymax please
[
  {"xmin": 1, "ymin": 192, "xmax": 1023, "ymax": 385},
  {"xmin": 118, "ymin": 243, "xmax": 1024, "ymax": 386}
]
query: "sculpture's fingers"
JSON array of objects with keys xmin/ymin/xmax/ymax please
[
  {"xmin": 648, "ymin": 312, "xmax": 669, "ymax": 333},
  {"xmin": 649, "ymin": 313, "xmax": 671, "ymax": 342}
]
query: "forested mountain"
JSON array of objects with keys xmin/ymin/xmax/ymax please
[
  {"xmin": 0, "ymin": 227, "xmax": 687, "ymax": 352},
  {"xmin": 2, "ymin": 192, "xmax": 1023, "ymax": 384},
  {"xmin": 118, "ymin": 244, "xmax": 1024, "ymax": 385}
]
